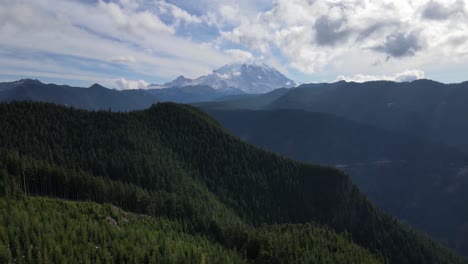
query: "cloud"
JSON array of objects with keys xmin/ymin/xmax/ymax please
[
  {"xmin": 224, "ymin": 49, "xmax": 254, "ymax": 62},
  {"xmin": 156, "ymin": 1, "xmax": 203, "ymax": 26},
  {"xmin": 0, "ymin": 0, "xmax": 231, "ymax": 85},
  {"xmin": 314, "ymin": 16, "xmax": 351, "ymax": 46},
  {"xmin": 336, "ymin": 69, "xmax": 425, "ymax": 83},
  {"xmin": 374, "ymin": 32, "xmax": 422, "ymax": 58},
  {"xmin": 1, "ymin": 0, "xmax": 468, "ymax": 85},
  {"xmin": 220, "ymin": 0, "xmax": 468, "ymax": 78},
  {"xmin": 109, "ymin": 55, "xmax": 136, "ymax": 64},
  {"xmin": 98, "ymin": 1, "xmax": 175, "ymax": 35},
  {"xmin": 422, "ymin": 0, "xmax": 466, "ymax": 20},
  {"xmin": 115, "ymin": 78, "xmax": 149, "ymax": 90},
  {"xmin": 221, "ymin": 23, "xmax": 272, "ymax": 54},
  {"xmin": 394, "ymin": 70, "xmax": 426, "ymax": 82},
  {"xmin": 219, "ymin": 5, "xmax": 241, "ymax": 23}
]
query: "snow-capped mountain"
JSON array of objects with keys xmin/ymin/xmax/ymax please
[{"xmin": 149, "ymin": 63, "xmax": 297, "ymax": 94}]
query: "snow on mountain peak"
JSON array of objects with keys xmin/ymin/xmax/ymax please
[
  {"xmin": 149, "ymin": 63, "xmax": 296, "ymax": 94},
  {"xmin": 203, "ymin": 62, "xmax": 296, "ymax": 93}
]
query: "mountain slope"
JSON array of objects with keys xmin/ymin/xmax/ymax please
[
  {"xmin": 269, "ymin": 80, "xmax": 468, "ymax": 153},
  {"xmin": 206, "ymin": 108, "xmax": 468, "ymax": 255},
  {"xmin": 200, "ymin": 80, "xmax": 468, "ymax": 153},
  {"xmin": 0, "ymin": 79, "xmax": 157, "ymax": 111},
  {"xmin": 0, "ymin": 101, "xmax": 465, "ymax": 263},
  {"xmin": 0, "ymin": 197, "xmax": 247, "ymax": 263},
  {"xmin": 195, "ymin": 87, "xmax": 291, "ymax": 109},
  {"xmin": 0, "ymin": 194, "xmax": 385, "ymax": 263},
  {"xmin": 149, "ymin": 63, "xmax": 297, "ymax": 94},
  {"xmin": 146, "ymin": 85, "xmax": 245, "ymax": 103}
]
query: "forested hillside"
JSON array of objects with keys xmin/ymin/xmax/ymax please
[
  {"xmin": 207, "ymin": 108, "xmax": 468, "ymax": 255},
  {"xmin": 1, "ymin": 195, "xmax": 385, "ymax": 264},
  {"xmin": 0, "ymin": 102, "xmax": 465, "ymax": 263}
]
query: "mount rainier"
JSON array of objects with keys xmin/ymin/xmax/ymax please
[{"xmin": 149, "ymin": 63, "xmax": 297, "ymax": 94}]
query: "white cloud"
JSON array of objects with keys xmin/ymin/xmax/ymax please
[
  {"xmin": 109, "ymin": 55, "xmax": 137, "ymax": 64},
  {"xmin": 219, "ymin": 5, "xmax": 241, "ymax": 23},
  {"xmin": 221, "ymin": 0, "xmax": 468, "ymax": 78},
  {"xmin": 119, "ymin": 0, "xmax": 139, "ymax": 10},
  {"xmin": 97, "ymin": 1, "xmax": 175, "ymax": 35},
  {"xmin": 156, "ymin": 1, "xmax": 203, "ymax": 26},
  {"xmin": 1, "ymin": 0, "xmax": 468, "ymax": 84},
  {"xmin": 224, "ymin": 49, "xmax": 254, "ymax": 62},
  {"xmin": 115, "ymin": 78, "xmax": 149, "ymax": 90},
  {"xmin": 0, "ymin": 0, "xmax": 230, "ymax": 83},
  {"xmin": 336, "ymin": 69, "xmax": 425, "ymax": 82},
  {"xmin": 394, "ymin": 70, "xmax": 426, "ymax": 82},
  {"xmin": 222, "ymin": 23, "xmax": 272, "ymax": 54}
]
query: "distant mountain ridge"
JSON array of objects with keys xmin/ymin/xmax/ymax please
[
  {"xmin": 146, "ymin": 85, "xmax": 245, "ymax": 103},
  {"xmin": 148, "ymin": 63, "xmax": 297, "ymax": 94},
  {"xmin": 0, "ymin": 79, "xmax": 157, "ymax": 111},
  {"xmin": 198, "ymin": 79, "xmax": 468, "ymax": 256},
  {"xmin": 199, "ymin": 79, "xmax": 468, "ymax": 154},
  {"xmin": 205, "ymin": 108, "xmax": 468, "ymax": 255},
  {"xmin": 0, "ymin": 79, "xmax": 243, "ymax": 108}
]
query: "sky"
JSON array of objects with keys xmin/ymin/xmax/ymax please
[{"xmin": 0, "ymin": 0, "xmax": 467, "ymax": 89}]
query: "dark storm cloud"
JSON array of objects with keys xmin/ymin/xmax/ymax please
[
  {"xmin": 314, "ymin": 16, "xmax": 351, "ymax": 46},
  {"xmin": 373, "ymin": 32, "xmax": 422, "ymax": 58},
  {"xmin": 422, "ymin": 0, "xmax": 465, "ymax": 20}
]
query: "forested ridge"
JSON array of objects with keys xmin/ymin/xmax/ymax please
[
  {"xmin": 0, "ymin": 101, "xmax": 465, "ymax": 263},
  {"xmin": 206, "ymin": 108, "xmax": 468, "ymax": 255}
]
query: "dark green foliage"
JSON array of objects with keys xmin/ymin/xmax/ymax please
[
  {"xmin": 250, "ymin": 224, "xmax": 382, "ymax": 264},
  {"xmin": 0, "ymin": 197, "xmax": 247, "ymax": 264},
  {"xmin": 0, "ymin": 196, "xmax": 386, "ymax": 264},
  {"xmin": 0, "ymin": 101, "xmax": 465, "ymax": 263},
  {"xmin": 0, "ymin": 149, "xmax": 250, "ymax": 248}
]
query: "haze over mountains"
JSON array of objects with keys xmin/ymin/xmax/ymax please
[
  {"xmin": 202, "ymin": 80, "xmax": 468, "ymax": 154},
  {"xmin": 206, "ymin": 108, "xmax": 468, "ymax": 255},
  {"xmin": 194, "ymin": 79, "xmax": 468, "ymax": 256}
]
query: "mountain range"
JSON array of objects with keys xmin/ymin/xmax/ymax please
[
  {"xmin": 1, "ymin": 101, "xmax": 464, "ymax": 263},
  {"xmin": 3, "ymin": 75, "xmax": 468, "ymax": 260},
  {"xmin": 196, "ymin": 79, "xmax": 468, "ymax": 256},
  {"xmin": 205, "ymin": 108, "xmax": 468, "ymax": 255},
  {"xmin": 199, "ymin": 79, "xmax": 468, "ymax": 154},
  {"xmin": 0, "ymin": 63, "xmax": 297, "ymax": 108},
  {"xmin": 148, "ymin": 63, "xmax": 297, "ymax": 94},
  {"xmin": 0, "ymin": 79, "xmax": 156, "ymax": 111},
  {"xmin": 0, "ymin": 79, "xmax": 234, "ymax": 108}
]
